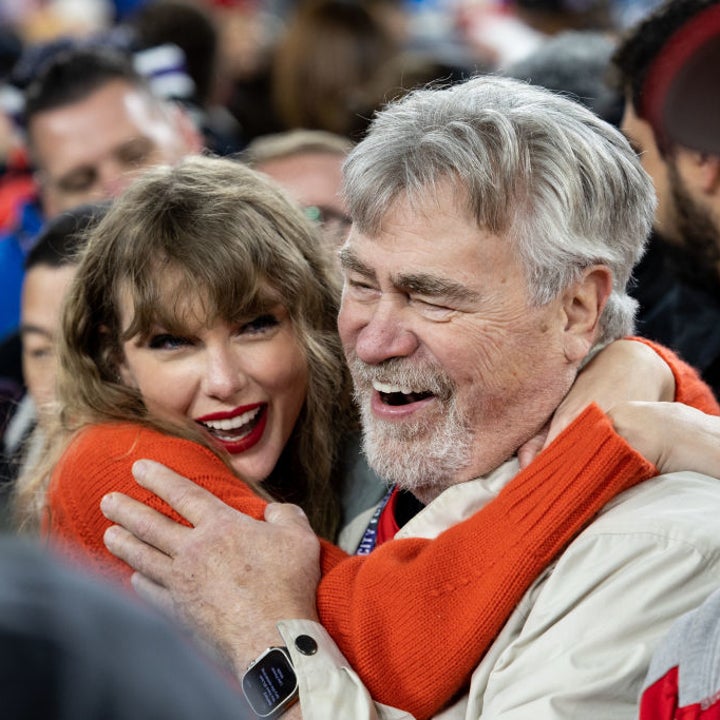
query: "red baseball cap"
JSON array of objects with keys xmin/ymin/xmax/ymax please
[{"xmin": 641, "ymin": 2, "xmax": 720, "ymax": 154}]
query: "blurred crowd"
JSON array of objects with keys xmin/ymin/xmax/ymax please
[
  {"xmin": 2, "ymin": 0, "xmax": 720, "ymax": 717},
  {"xmin": 0, "ymin": 0, "xmax": 672, "ymax": 420},
  {"xmin": 0, "ymin": 0, "xmax": 667, "ymax": 188}
]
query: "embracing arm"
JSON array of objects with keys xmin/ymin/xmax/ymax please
[
  {"xmin": 100, "ymin": 407, "xmax": 654, "ymax": 719},
  {"xmin": 316, "ymin": 404, "xmax": 654, "ymax": 718},
  {"xmin": 518, "ymin": 337, "xmax": 719, "ymax": 466},
  {"xmin": 45, "ymin": 422, "xmax": 347, "ymax": 584},
  {"xmin": 313, "ymin": 338, "xmax": 718, "ymax": 717},
  {"xmin": 630, "ymin": 337, "xmax": 720, "ymax": 413},
  {"xmin": 98, "ymin": 342, "xmax": 716, "ymax": 718},
  {"xmin": 609, "ymin": 401, "xmax": 720, "ymax": 476}
]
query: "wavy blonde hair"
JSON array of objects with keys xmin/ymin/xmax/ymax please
[{"xmin": 15, "ymin": 156, "xmax": 354, "ymax": 539}]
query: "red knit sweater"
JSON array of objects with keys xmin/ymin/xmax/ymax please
[{"xmin": 45, "ymin": 341, "xmax": 718, "ymax": 719}]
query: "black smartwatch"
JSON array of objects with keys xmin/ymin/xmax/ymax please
[{"xmin": 242, "ymin": 646, "xmax": 299, "ymax": 718}]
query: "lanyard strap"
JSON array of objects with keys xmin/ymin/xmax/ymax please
[{"xmin": 355, "ymin": 487, "xmax": 394, "ymax": 556}]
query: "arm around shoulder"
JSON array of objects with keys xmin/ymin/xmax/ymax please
[{"xmin": 45, "ymin": 422, "xmax": 268, "ymax": 583}]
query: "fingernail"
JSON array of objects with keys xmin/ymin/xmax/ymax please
[
  {"xmin": 103, "ymin": 525, "xmax": 120, "ymax": 545},
  {"xmin": 132, "ymin": 460, "xmax": 148, "ymax": 481},
  {"xmin": 100, "ymin": 494, "xmax": 114, "ymax": 517}
]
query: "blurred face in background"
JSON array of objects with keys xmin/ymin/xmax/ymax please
[
  {"xmin": 20, "ymin": 263, "xmax": 77, "ymax": 424},
  {"xmin": 29, "ymin": 79, "xmax": 201, "ymax": 218},
  {"xmin": 622, "ymin": 98, "xmax": 720, "ymax": 270},
  {"xmin": 255, "ymin": 151, "xmax": 352, "ymax": 250}
]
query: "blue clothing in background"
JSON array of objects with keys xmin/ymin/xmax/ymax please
[{"xmin": 0, "ymin": 199, "xmax": 43, "ymax": 342}]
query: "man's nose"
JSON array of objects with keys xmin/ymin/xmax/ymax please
[
  {"xmin": 204, "ymin": 346, "xmax": 246, "ymax": 399},
  {"xmin": 353, "ymin": 297, "xmax": 419, "ymax": 365}
]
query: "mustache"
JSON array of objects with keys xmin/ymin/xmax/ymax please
[{"xmin": 348, "ymin": 354, "xmax": 455, "ymax": 402}]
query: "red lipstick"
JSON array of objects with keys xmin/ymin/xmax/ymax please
[{"xmin": 195, "ymin": 403, "xmax": 268, "ymax": 455}]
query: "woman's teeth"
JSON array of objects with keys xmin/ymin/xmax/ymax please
[{"xmin": 200, "ymin": 407, "xmax": 261, "ymax": 439}]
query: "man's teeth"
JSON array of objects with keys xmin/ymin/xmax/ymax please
[
  {"xmin": 373, "ymin": 380, "xmax": 416, "ymax": 395},
  {"xmin": 201, "ymin": 406, "xmax": 260, "ymax": 432},
  {"xmin": 372, "ymin": 380, "xmax": 435, "ymax": 406}
]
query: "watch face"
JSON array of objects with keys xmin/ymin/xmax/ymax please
[{"xmin": 242, "ymin": 648, "xmax": 298, "ymax": 718}]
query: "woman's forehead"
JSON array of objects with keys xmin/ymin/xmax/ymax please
[{"xmin": 118, "ymin": 274, "xmax": 286, "ymax": 328}]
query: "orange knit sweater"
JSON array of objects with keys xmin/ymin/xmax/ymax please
[{"xmin": 45, "ymin": 340, "xmax": 718, "ymax": 719}]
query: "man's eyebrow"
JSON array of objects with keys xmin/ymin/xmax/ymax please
[
  {"xmin": 338, "ymin": 247, "xmax": 377, "ymax": 281},
  {"xmin": 339, "ymin": 247, "xmax": 480, "ymax": 303},
  {"xmin": 394, "ymin": 272, "xmax": 481, "ymax": 304}
]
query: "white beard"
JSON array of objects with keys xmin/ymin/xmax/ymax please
[{"xmin": 349, "ymin": 355, "xmax": 474, "ymax": 496}]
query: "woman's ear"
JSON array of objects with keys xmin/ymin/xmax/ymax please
[{"xmin": 561, "ymin": 265, "xmax": 613, "ymax": 364}]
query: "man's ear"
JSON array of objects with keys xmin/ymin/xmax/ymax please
[{"xmin": 561, "ymin": 265, "xmax": 613, "ymax": 364}]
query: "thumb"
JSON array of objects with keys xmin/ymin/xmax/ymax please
[
  {"xmin": 517, "ymin": 430, "xmax": 548, "ymax": 469},
  {"xmin": 264, "ymin": 502, "xmax": 312, "ymax": 530}
]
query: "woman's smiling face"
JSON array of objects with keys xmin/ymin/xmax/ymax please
[{"xmin": 117, "ymin": 285, "xmax": 309, "ymax": 485}]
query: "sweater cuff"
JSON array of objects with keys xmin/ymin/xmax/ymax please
[
  {"xmin": 501, "ymin": 403, "xmax": 656, "ymax": 562},
  {"xmin": 626, "ymin": 336, "xmax": 720, "ymax": 415}
]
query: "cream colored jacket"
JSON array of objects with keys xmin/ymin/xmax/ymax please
[{"xmin": 277, "ymin": 461, "xmax": 720, "ymax": 719}]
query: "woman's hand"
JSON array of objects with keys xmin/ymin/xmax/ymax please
[
  {"xmin": 609, "ymin": 401, "xmax": 720, "ymax": 476},
  {"xmin": 518, "ymin": 339, "xmax": 675, "ymax": 468}
]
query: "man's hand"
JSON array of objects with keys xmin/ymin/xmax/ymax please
[
  {"xmin": 517, "ymin": 339, "xmax": 675, "ymax": 467},
  {"xmin": 609, "ymin": 401, "xmax": 720, "ymax": 476},
  {"xmin": 101, "ymin": 460, "xmax": 321, "ymax": 675}
]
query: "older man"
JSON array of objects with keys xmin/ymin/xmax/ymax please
[{"xmin": 102, "ymin": 76, "xmax": 720, "ymax": 719}]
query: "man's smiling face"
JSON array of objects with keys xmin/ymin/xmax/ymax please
[{"xmin": 338, "ymin": 181, "xmax": 580, "ymax": 502}]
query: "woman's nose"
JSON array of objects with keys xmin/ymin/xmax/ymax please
[{"xmin": 204, "ymin": 346, "xmax": 246, "ymax": 399}]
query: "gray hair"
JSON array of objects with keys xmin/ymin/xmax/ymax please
[{"xmin": 343, "ymin": 74, "xmax": 656, "ymax": 344}]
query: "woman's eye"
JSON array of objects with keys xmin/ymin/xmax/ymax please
[
  {"xmin": 239, "ymin": 314, "xmax": 280, "ymax": 335},
  {"xmin": 148, "ymin": 333, "xmax": 190, "ymax": 350}
]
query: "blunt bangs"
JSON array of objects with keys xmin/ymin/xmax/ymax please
[{"xmin": 93, "ymin": 157, "xmax": 329, "ymax": 345}]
